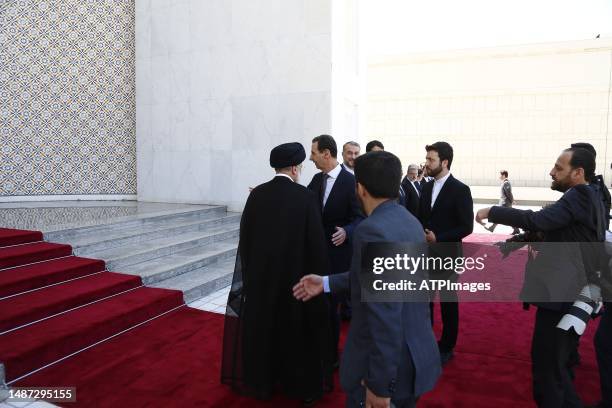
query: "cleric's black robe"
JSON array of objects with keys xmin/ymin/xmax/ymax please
[{"xmin": 221, "ymin": 175, "xmax": 333, "ymax": 400}]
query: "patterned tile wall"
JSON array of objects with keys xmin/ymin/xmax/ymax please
[
  {"xmin": 0, "ymin": 0, "xmax": 136, "ymax": 196},
  {"xmin": 0, "ymin": 205, "xmax": 136, "ymax": 230}
]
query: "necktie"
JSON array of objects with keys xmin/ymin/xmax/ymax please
[{"xmin": 321, "ymin": 173, "xmax": 330, "ymax": 207}]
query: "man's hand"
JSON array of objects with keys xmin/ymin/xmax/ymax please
[
  {"xmin": 364, "ymin": 384, "xmax": 390, "ymax": 408},
  {"xmin": 293, "ymin": 274, "xmax": 324, "ymax": 301},
  {"xmin": 424, "ymin": 229, "xmax": 436, "ymax": 243},
  {"xmin": 331, "ymin": 226, "xmax": 347, "ymax": 246},
  {"xmin": 475, "ymin": 207, "xmax": 491, "ymax": 224}
]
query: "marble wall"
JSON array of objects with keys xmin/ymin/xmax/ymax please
[
  {"xmin": 137, "ymin": 0, "xmax": 339, "ymax": 211},
  {"xmin": 367, "ymin": 39, "xmax": 612, "ymax": 187},
  {"xmin": 0, "ymin": 0, "xmax": 136, "ymax": 199}
]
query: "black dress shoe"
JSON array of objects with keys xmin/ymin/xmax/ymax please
[{"xmin": 440, "ymin": 349, "xmax": 454, "ymax": 366}]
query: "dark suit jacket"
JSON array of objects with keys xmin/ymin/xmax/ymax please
[
  {"xmin": 329, "ymin": 200, "xmax": 441, "ymax": 400},
  {"xmin": 418, "ymin": 174, "xmax": 474, "ymax": 244},
  {"xmin": 500, "ymin": 179, "xmax": 514, "ymax": 206},
  {"xmin": 401, "ymin": 177, "xmax": 420, "ymax": 218},
  {"xmin": 489, "ymin": 183, "xmax": 607, "ymax": 309},
  {"xmin": 308, "ymin": 167, "xmax": 363, "ymax": 274}
]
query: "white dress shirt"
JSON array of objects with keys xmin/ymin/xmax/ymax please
[
  {"xmin": 343, "ymin": 163, "xmax": 354, "ymax": 175},
  {"xmin": 431, "ymin": 172, "xmax": 451, "ymax": 208},
  {"xmin": 322, "ymin": 163, "xmax": 342, "ymax": 207},
  {"xmin": 323, "ymin": 276, "xmax": 331, "ymax": 293}
]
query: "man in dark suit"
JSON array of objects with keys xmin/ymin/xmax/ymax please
[
  {"xmin": 308, "ymin": 134, "xmax": 363, "ymax": 365},
  {"xmin": 294, "ymin": 151, "xmax": 441, "ymax": 408},
  {"xmin": 486, "ymin": 170, "xmax": 520, "ymax": 234},
  {"xmin": 222, "ymin": 143, "xmax": 332, "ymax": 405},
  {"xmin": 476, "ymin": 147, "xmax": 606, "ymax": 408},
  {"xmin": 418, "ymin": 142, "xmax": 474, "ymax": 365},
  {"xmin": 341, "ymin": 141, "xmax": 360, "ymax": 175},
  {"xmin": 401, "ymin": 164, "xmax": 421, "ymax": 217},
  {"xmin": 363, "ymin": 140, "xmax": 411, "ymax": 209},
  {"xmin": 570, "ymin": 143, "xmax": 612, "ymax": 408}
]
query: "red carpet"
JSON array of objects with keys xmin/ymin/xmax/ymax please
[
  {"xmin": 0, "ymin": 242, "xmax": 72, "ymax": 269},
  {"xmin": 0, "ymin": 271, "xmax": 142, "ymax": 333},
  {"xmin": 0, "ymin": 256, "xmax": 107, "ymax": 298},
  {"xmin": 0, "ymin": 227, "xmax": 184, "ymax": 387},
  {"xmin": 0, "ymin": 228, "xmax": 42, "ymax": 246},
  {"xmin": 0, "ymin": 228, "xmax": 603, "ymax": 407}
]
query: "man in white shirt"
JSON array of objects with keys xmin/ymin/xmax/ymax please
[
  {"xmin": 417, "ymin": 142, "xmax": 474, "ymax": 366},
  {"xmin": 308, "ymin": 134, "xmax": 363, "ymax": 366},
  {"xmin": 341, "ymin": 141, "xmax": 360, "ymax": 175}
]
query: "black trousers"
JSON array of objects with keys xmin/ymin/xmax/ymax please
[
  {"xmin": 595, "ymin": 302, "xmax": 612, "ymax": 408},
  {"xmin": 430, "ymin": 281, "xmax": 459, "ymax": 352},
  {"xmin": 327, "ymin": 293, "xmax": 340, "ymax": 363},
  {"xmin": 531, "ymin": 307, "xmax": 582, "ymax": 408}
]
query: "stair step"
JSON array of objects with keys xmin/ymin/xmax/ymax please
[
  {"xmin": 87, "ymin": 223, "xmax": 239, "ymax": 270},
  {"xmin": 0, "ymin": 272, "xmax": 142, "ymax": 333},
  {"xmin": 0, "ymin": 257, "xmax": 105, "ymax": 298},
  {"xmin": 0, "ymin": 228, "xmax": 43, "ymax": 247},
  {"xmin": 122, "ymin": 238, "xmax": 237, "ymax": 285},
  {"xmin": 43, "ymin": 206, "xmax": 227, "ymax": 243},
  {"xmin": 150, "ymin": 258, "xmax": 235, "ymax": 303},
  {"xmin": 0, "ymin": 286, "xmax": 183, "ymax": 384},
  {"xmin": 0, "ymin": 242, "xmax": 72, "ymax": 270},
  {"xmin": 12, "ymin": 307, "xmax": 218, "ymax": 408},
  {"xmin": 72, "ymin": 213, "xmax": 241, "ymax": 256}
]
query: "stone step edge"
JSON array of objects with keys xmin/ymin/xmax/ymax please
[
  {"xmin": 72, "ymin": 214, "xmax": 242, "ymax": 255},
  {"xmin": 43, "ymin": 206, "xmax": 228, "ymax": 240}
]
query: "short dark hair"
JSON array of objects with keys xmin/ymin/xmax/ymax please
[
  {"xmin": 571, "ymin": 142, "xmax": 596, "ymax": 158},
  {"xmin": 500, "ymin": 170, "xmax": 508, "ymax": 178},
  {"xmin": 365, "ymin": 140, "xmax": 384, "ymax": 152},
  {"xmin": 354, "ymin": 151, "xmax": 401, "ymax": 199},
  {"xmin": 312, "ymin": 134, "xmax": 337, "ymax": 158},
  {"xmin": 343, "ymin": 141, "xmax": 360, "ymax": 150},
  {"xmin": 564, "ymin": 147, "xmax": 596, "ymax": 182},
  {"xmin": 425, "ymin": 142, "xmax": 454, "ymax": 170}
]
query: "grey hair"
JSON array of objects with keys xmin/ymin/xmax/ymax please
[{"xmin": 343, "ymin": 141, "xmax": 360, "ymax": 149}]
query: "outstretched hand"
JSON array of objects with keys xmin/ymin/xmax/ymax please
[
  {"xmin": 475, "ymin": 207, "xmax": 491, "ymax": 224},
  {"xmin": 292, "ymin": 274, "xmax": 324, "ymax": 301}
]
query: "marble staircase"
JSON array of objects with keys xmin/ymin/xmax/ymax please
[{"xmin": 41, "ymin": 205, "xmax": 239, "ymax": 304}]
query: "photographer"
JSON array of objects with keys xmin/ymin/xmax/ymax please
[
  {"xmin": 570, "ymin": 142, "xmax": 611, "ymax": 408},
  {"xmin": 476, "ymin": 147, "xmax": 606, "ymax": 408}
]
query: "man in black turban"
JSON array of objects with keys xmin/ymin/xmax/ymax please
[{"xmin": 221, "ymin": 142, "xmax": 333, "ymax": 406}]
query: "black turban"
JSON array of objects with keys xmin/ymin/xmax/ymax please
[{"xmin": 269, "ymin": 142, "xmax": 306, "ymax": 168}]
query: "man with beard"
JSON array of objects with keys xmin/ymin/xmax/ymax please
[
  {"xmin": 418, "ymin": 142, "xmax": 474, "ymax": 365},
  {"xmin": 476, "ymin": 147, "xmax": 606, "ymax": 408},
  {"xmin": 221, "ymin": 142, "xmax": 333, "ymax": 406},
  {"xmin": 308, "ymin": 134, "xmax": 363, "ymax": 367},
  {"xmin": 341, "ymin": 141, "xmax": 360, "ymax": 175},
  {"xmin": 293, "ymin": 151, "xmax": 441, "ymax": 408}
]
